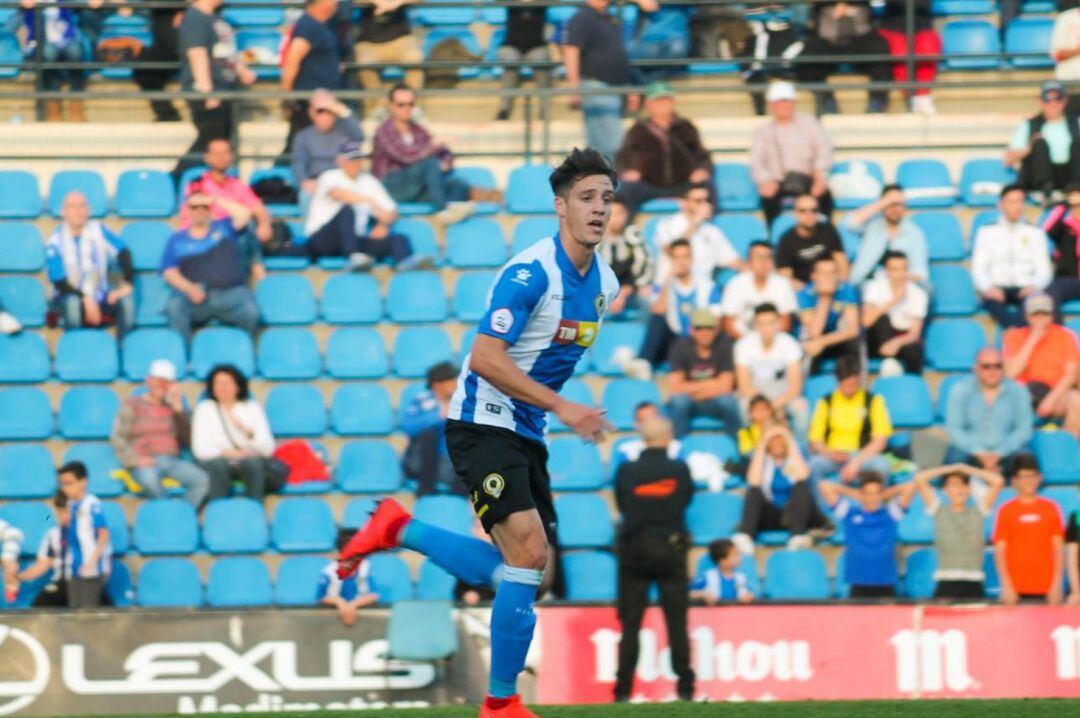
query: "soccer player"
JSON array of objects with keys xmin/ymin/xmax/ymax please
[{"xmin": 337, "ymin": 148, "xmax": 619, "ymax": 718}]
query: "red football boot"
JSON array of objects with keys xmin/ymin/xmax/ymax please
[
  {"xmin": 477, "ymin": 695, "xmax": 540, "ymax": 718},
  {"xmin": 336, "ymin": 498, "xmax": 411, "ymax": 579}
]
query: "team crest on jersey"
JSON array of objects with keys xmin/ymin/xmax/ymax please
[
  {"xmin": 594, "ymin": 292, "xmax": 607, "ymax": 317},
  {"xmin": 553, "ymin": 319, "xmax": 599, "ymax": 347},
  {"xmin": 483, "ymin": 473, "xmax": 505, "ymax": 499}
]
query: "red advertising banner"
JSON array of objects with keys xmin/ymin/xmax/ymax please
[{"xmin": 535, "ymin": 605, "xmax": 1080, "ymax": 703}]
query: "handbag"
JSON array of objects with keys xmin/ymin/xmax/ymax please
[
  {"xmin": 773, "ymin": 124, "xmax": 813, "ymax": 196},
  {"xmin": 215, "ymin": 403, "xmax": 286, "ymax": 494}
]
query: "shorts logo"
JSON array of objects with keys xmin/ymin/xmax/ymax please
[
  {"xmin": 552, "ymin": 319, "xmax": 599, "ymax": 347},
  {"xmin": 490, "ymin": 308, "xmax": 514, "ymax": 334},
  {"xmin": 483, "ymin": 473, "xmax": 505, "ymax": 499},
  {"xmin": 595, "ymin": 292, "xmax": 607, "ymax": 317}
]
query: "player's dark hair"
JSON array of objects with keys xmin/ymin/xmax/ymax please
[
  {"xmin": 709, "ymin": 539, "xmax": 735, "ymax": 564},
  {"xmin": 52, "ymin": 489, "xmax": 68, "ymax": 508},
  {"xmin": 1009, "ymin": 452, "xmax": 1041, "ymax": 477},
  {"xmin": 859, "ymin": 471, "xmax": 887, "ymax": 489},
  {"xmin": 880, "ymin": 183, "xmax": 903, "ymax": 197},
  {"xmin": 1000, "ymin": 183, "xmax": 1025, "ymax": 199},
  {"xmin": 835, "ymin": 355, "xmax": 862, "ymax": 382},
  {"xmin": 425, "ymin": 361, "xmax": 458, "ymax": 388},
  {"xmin": 748, "ymin": 240, "xmax": 773, "ymax": 255},
  {"xmin": 667, "ymin": 238, "xmax": 691, "ymax": 254},
  {"xmin": 549, "ymin": 148, "xmax": 618, "ymax": 198},
  {"xmin": 388, "ymin": 83, "xmax": 415, "ymax": 102},
  {"xmin": 58, "ymin": 461, "xmax": 87, "ymax": 480},
  {"xmin": 336, "ymin": 528, "xmax": 356, "ymax": 551},
  {"xmin": 683, "ymin": 181, "xmax": 712, "ymax": 198},
  {"xmin": 753, "ymin": 302, "xmax": 779, "ymax": 317},
  {"xmin": 941, "ymin": 471, "xmax": 971, "ymax": 487},
  {"xmin": 206, "ymin": 363, "xmax": 251, "ymax": 402},
  {"xmin": 748, "ymin": 394, "xmax": 772, "ymax": 411},
  {"xmin": 882, "ymin": 250, "xmax": 908, "ymax": 266},
  {"xmin": 633, "ymin": 401, "xmax": 658, "ymax": 421}
]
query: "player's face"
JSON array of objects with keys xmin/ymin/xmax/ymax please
[
  {"xmin": 558, "ymin": 174, "xmax": 615, "ymax": 249},
  {"xmin": 860, "ymin": 482, "xmax": 884, "ymax": 512},
  {"xmin": 1013, "ymin": 469, "xmax": 1042, "ymax": 496},
  {"xmin": 942, "ymin": 475, "xmax": 971, "ymax": 506}
]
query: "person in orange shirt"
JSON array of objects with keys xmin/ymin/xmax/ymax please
[
  {"xmin": 1002, "ymin": 293, "xmax": 1080, "ymax": 437},
  {"xmin": 992, "ymin": 453, "xmax": 1065, "ymax": 605}
]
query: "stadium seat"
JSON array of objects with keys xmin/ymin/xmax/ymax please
[
  {"xmin": 926, "ymin": 319, "xmax": 986, "ymax": 371},
  {"xmin": 121, "ymin": 328, "xmax": 186, "ymax": 381},
  {"xmin": 0, "ymin": 333, "xmax": 50, "ymax": 382},
  {"xmin": 387, "ymin": 600, "xmax": 458, "ymax": 661},
  {"xmin": 602, "ymin": 379, "xmax": 662, "ymax": 430},
  {"xmin": 274, "ymin": 556, "xmax": 328, "ymax": 606},
  {"xmin": 0, "ymin": 500, "xmax": 55, "ymax": 557},
  {"xmin": 342, "ymin": 497, "xmax": 379, "ymax": 529},
  {"xmin": 414, "ymin": 0, "xmax": 475, "ymax": 25},
  {"xmin": 831, "ymin": 160, "xmax": 885, "ymax": 210},
  {"xmin": 48, "ymin": 170, "xmax": 109, "ymax": 218},
  {"xmin": 236, "ymin": 31, "xmax": 284, "ymax": 81},
  {"xmin": 336, "ymin": 441, "xmax": 403, "ymax": 493},
  {"xmin": 556, "ymin": 494, "xmax": 614, "ymax": 548},
  {"xmin": 100, "ymin": 501, "xmax": 130, "ymax": 555},
  {"xmin": 969, "ymin": 210, "xmax": 1000, "ymax": 247},
  {"xmin": 512, "ymin": 217, "xmax": 558, "ymax": 255},
  {"xmin": 895, "ymin": 159, "xmax": 955, "ymax": 208},
  {"xmin": 453, "ymin": 270, "xmax": 497, "ymax": 321},
  {"xmin": 713, "ymin": 163, "xmax": 758, "ymax": 211},
  {"xmin": 506, "ymin": 165, "xmax": 556, "ymax": 214},
  {"xmin": 712, "ymin": 214, "xmax": 768, "ymax": 258},
  {"xmin": 115, "ymin": 169, "xmax": 176, "ymax": 218},
  {"xmin": 121, "ymin": 221, "xmax": 172, "ymax": 271},
  {"xmin": 935, "ymin": 372, "xmax": 970, "ymax": 422},
  {"xmin": 932, "ymin": 0, "xmax": 994, "ymax": 13},
  {"xmin": 266, "ymin": 384, "xmax": 327, "ymax": 437},
  {"xmin": 770, "ymin": 213, "xmax": 798, "ymax": 244},
  {"xmin": 1005, "ymin": 17, "xmax": 1054, "ymax": 69},
  {"xmin": 202, "ymin": 498, "xmax": 268, "ymax": 554},
  {"xmin": 206, "ymin": 557, "xmax": 273, "ymax": 607},
  {"xmin": 0, "ymin": 32, "xmax": 21, "ymax": 81},
  {"xmin": 942, "ymin": 20, "xmax": 1002, "ymax": 70},
  {"xmin": 413, "ymin": 494, "xmax": 474, "ymax": 535},
  {"xmin": 1032, "ymin": 431, "xmax": 1080, "ymax": 485},
  {"xmin": 562, "ymin": 551, "xmax": 617, "ymax": 601},
  {"xmin": 590, "ymin": 322, "xmax": 645, "ymax": 376},
  {"xmin": 929, "ymin": 265, "xmax": 979, "ymax": 316},
  {"xmin": 394, "ymin": 218, "xmax": 441, "ymax": 265},
  {"xmin": 256, "ymin": 328, "xmax": 321, "ymax": 380},
  {"xmin": 190, "ymin": 327, "xmax": 256, "ymax": 379},
  {"xmin": 55, "ymin": 330, "xmax": 120, "ymax": 382},
  {"xmin": 222, "ymin": 0, "xmax": 283, "ymax": 26},
  {"xmin": 0, "ymin": 444, "xmax": 55, "ymax": 499},
  {"xmin": 134, "ymin": 499, "xmax": 199, "ymax": 555},
  {"xmin": 911, "ymin": 212, "xmax": 966, "ymax": 261},
  {"xmin": 0, "ymin": 222, "xmax": 44, "ymax": 271},
  {"xmin": 59, "ymin": 386, "xmax": 119, "ymax": 439},
  {"xmin": 549, "ymin": 437, "xmax": 606, "ymax": 490},
  {"xmin": 687, "ymin": 492, "xmax": 742, "ymax": 544},
  {"xmin": 764, "ymin": 549, "xmax": 830, "ymax": 600},
  {"xmin": 321, "ymin": 274, "xmax": 382, "ymax": 324},
  {"xmin": 451, "ymin": 166, "xmax": 499, "ymax": 214},
  {"xmin": 0, "ymin": 276, "xmax": 47, "ymax": 327},
  {"xmin": 272, "ymin": 498, "xmax": 336, "ymax": 552},
  {"xmin": 0, "ymin": 170, "xmax": 41, "ymax": 218},
  {"xmin": 898, "ymin": 493, "xmax": 935, "ymax": 544},
  {"xmin": 256, "ymin": 274, "xmax": 317, "ymax": 325},
  {"xmin": 446, "ymin": 218, "xmax": 508, "ymax": 268},
  {"xmin": 367, "ymin": 553, "xmax": 415, "ymax": 604},
  {"xmin": 393, "ymin": 326, "xmax": 455, "ymax": 378},
  {"xmin": 0, "ymin": 387, "xmax": 52, "ymax": 439},
  {"xmin": 415, "ymin": 560, "xmax": 457, "ymax": 601},
  {"xmin": 386, "ymin": 272, "xmax": 448, "ymax": 323},
  {"xmin": 959, "ymin": 158, "xmax": 1016, "ymax": 207},
  {"xmin": 1043, "ymin": 487, "xmax": 1080, "ymax": 520},
  {"xmin": 873, "ymin": 375, "xmax": 935, "ymax": 428},
  {"xmin": 460, "ymin": 327, "xmax": 478, "ymax": 357},
  {"xmin": 134, "ymin": 273, "xmax": 169, "ymax": 327},
  {"xmin": 137, "ymin": 558, "xmax": 203, "ymax": 607},
  {"xmin": 326, "ymin": 327, "xmax": 389, "ymax": 379},
  {"xmin": 805, "ymin": 374, "xmax": 838, "ymax": 406},
  {"xmin": 331, "ymin": 383, "xmax": 394, "ymax": 435},
  {"xmin": 64, "ymin": 443, "xmax": 124, "ymax": 498},
  {"xmin": 547, "ymin": 379, "xmax": 595, "ymax": 432}
]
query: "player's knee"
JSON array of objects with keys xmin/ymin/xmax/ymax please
[{"xmin": 504, "ymin": 532, "xmax": 548, "ymax": 572}]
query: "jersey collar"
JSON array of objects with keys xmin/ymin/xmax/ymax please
[{"xmin": 553, "ymin": 232, "xmax": 597, "ymax": 285}]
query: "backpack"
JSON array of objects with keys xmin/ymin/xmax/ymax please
[
  {"xmin": 425, "ymin": 38, "xmax": 479, "ymax": 89},
  {"xmin": 97, "ymin": 36, "xmax": 144, "ymax": 64}
]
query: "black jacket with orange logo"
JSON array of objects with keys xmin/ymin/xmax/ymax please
[{"xmin": 614, "ymin": 447, "xmax": 694, "ymax": 539}]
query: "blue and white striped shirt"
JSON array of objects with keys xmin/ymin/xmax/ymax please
[{"xmin": 67, "ymin": 495, "xmax": 111, "ymax": 577}]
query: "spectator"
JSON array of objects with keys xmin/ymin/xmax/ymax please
[
  {"xmin": 353, "ymin": 0, "xmax": 421, "ymax": 112},
  {"xmin": 993, "ymin": 453, "xmax": 1065, "ymax": 605},
  {"xmin": 945, "ymin": 347, "xmax": 1034, "ymax": 470},
  {"xmin": 653, "ymin": 183, "xmax": 742, "ymax": 285},
  {"xmin": 132, "ymin": 3, "xmax": 183, "ymax": 122},
  {"xmin": 10, "ymin": 0, "xmax": 89, "ymax": 121},
  {"xmin": 877, "ymin": 0, "xmax": 940, "ymax": 115},
  {"xmin": 861, "ymin": 251, "xmax": 927, "ymax": 374},
  {"xmin": 796, "ymin": 1, "xmax": 891, "ymax": 114},
  {"xmin": 627, "ymin": 0, "xmax": 688, "ymax": 81},
  {"xmin": 845, "ymin": 184, "xmax": 929, "ymax": 286},
  {"xmin": 174, "ymin": 0, "xmax": 255, "ymax": 178},
  {"xmin": 666, "ymin": 308, "xmax": 739, "ymax": 437},
  {"xmin": 192, "ymin": 364, "xmax": 276, "ymax": 501},
  {"xmin": 599, "ymin": 196, "xmax": 654, "ymax": 317},
  {"xmin": 494, "ymin": 0, "xmax": 553, "ymax": 121},
  {"xmin": 0, "ymin": 515, "xmax": 22, "ymax": 603},
  {"xmin": 737, "ymin": 394, "xmax": 777, "ymax": 458},
  {"xmin": 305, "ymin": 141, "xmax": 432, "ymax": 271},
  {"xmin": 615, "ymin": 401, "xmax": 683, "ymax": 464},
  {"xmin": 162, "ymin": 190, "xmax": 261, "ymax": 345},
  {"xmin": 15, "ymin": 491, "xmax": 70, "ymax": 607},
  {"xmin": 53, "ymin": 461, "xmax": 110, "ymax": 608},
  {"xmin": 749, "ymin": 82, "xmax": 834, "ymax": 228},
  {"xmin": 401, "ymin": 361, "xmax": 462, "ymax": 496},
  {"xmin": 291, "ymin": 90, "xmax": 365, "ymax": 196},
  {"xmin": 734, "ymin": 303, "xmax": 807, "ymax": 432},
  {"xmin": 279, "ymin": 0, "xmax": 342, "ymax": 157},
  {"xmin": 1003, "ymin": 293, "xmax": 1080, "ymax": 436},
  {"xmin": 913, "ymin": 463, "xmax": 1004, "ymax": 600},
  {"xmin": 1067, "ymin": 503, "xmax": 1080, "ymax": 606},
  {"xmin": 691, "ymin": 538, "xmax": 754, "ymax": 604},
  {"xmin": 733, "ymin": 422, "xmax": 831, "ymax": 556},
  {"xmin": 973, "ymin": 184, "xmax": 1054, "ymax": 328},
  {"xmin": 319, "ymin": 529, "xmax": 380, "ymax": 626},
  {"xmin": 1040, "ymin": 182, "xmax": 1080, "ymax": 313},
  {"xmin": 111, "ymin": 360, "xmax": 210, "ymax": 508},
  {"xmin": 613, "ymin": 81, "xmax": 713, "ymax": 213},
  {"xmin": 0, "ymin": 299, "xmax": 21, "ymax": 335},
  {"xmin": 1053, "ymin": 4, "xmax": 1080, "ymax": 96},
  {"xmin": 564, "ymin": 0, "xmax": 636, "ymax": 162},
  {"xmin": 797, "ymin": 256, "xmax": 861, "ymax": 375},
  {"xmin": 720, "ymin": 241, "xmax": 798, "ymax": 339},
  {"xmin": 180, "ymin": 139, "xmax": 274, "ymax": 253},
  {"xmin": 1005, "ymin": 81, "xmax": 1080, "ymax": 199},
  {"xmin": 820, "ymin": 473, "xmax": 915, "ymax": 598},
  {"xmin": 372, "ymin": 84, "xmax": 487, "ymax": 226},
  {"xmin": 45, "ymin": 191, "xmax": 136, "ymax": 338},
  {"xmin": 808, "ymin": 356, "xmax": 893, "ymax": 484},
  {"xmin": 776, "ymin": 194, "xmax": 849, "ymax": 288}
]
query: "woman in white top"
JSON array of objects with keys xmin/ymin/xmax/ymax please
[{"xmin": 192, "ymin": 364, "xmax": 276, "ymax": 501}]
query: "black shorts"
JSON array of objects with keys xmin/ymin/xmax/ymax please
[
  {"xmin": 933, "ymin": 580, "xmax": 984, "ymax": 600},
  {"xmin": 445, "ymin": 419, "xmax": 557, "ymax": 544}
]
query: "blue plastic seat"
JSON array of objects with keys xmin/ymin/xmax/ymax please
[
  {"xmin": 394, "ymin": 218, "xmax": 441, "ymax": 265},
  {"xmin": 831, "ymin": 160, "xmax": 886, "ymax": 210},
  {"xmin": 137, "ymin": 558, "xmax": 203, "ymax": 607},
  {"xmin": 932, "ymin": 0, "xmax": 994, "ymax": 13},
  {"xmin": 769, "ymin": 213, "xmax": 798, "ymax": 245},
  {"xmin": 935, "ymin": 372, "xmax": 970, "ymax": 422},
  {"xmin": 134, "ymin": 499, "xmax": 199, "ymax": 554},
  {"xmin": 64, "ymin": 443, "xmax": 124, "ymax": 498},
  {"xmin": 969, "ymin": 210, "xmax": 1000, "ymax": 247},
  {"xmin": 326, "ymin": 327, "xmax": 388, "ymax": 379},
  {"xmin": 549, "ymin": 437, "xmax": 606, "ymax": 490},
  {"xmin": 805, "ymin": 374, "xmax": 838, "ymax": 407},
  {"xmin": 687, "ymin": 493, "xmax": 743, "ymax": 545},
  {"xmin": 207, "ymin": 557, "xmax": 273, "ymax": 606},
  {"xmin": 512, "ymin": 216, "xmax": 558, "ymax": 255},
  {"xmin": 959, "ymin": 158, "xmax": 1017, "ymax": 207},
  {"xmin": 190, "ymin": 327, "xmax": 256, "ymax": 379},
  {"xmin": 562, "ymin": 551, "xmax": 617, "ymax": 601},
  {"xmin": 602, "ymin": 379, "xmax": 662, "ymax": 430},
  {"xmin": 368, "ymin": 553, "xmax": 415, "ymax": 604},
  {"xmin": 48, "ymin": 170, "xmax": 109, "ymax": 218},
  {"xmin": 1006, "ymin": 17, "xmax": 1054, "ymax": 69},
  {"xmin": 1043, "ymin": 487, "xmax": 1080, "ymax": 520},
  {"xmin": 942, "ymin": 20, "xmax": 1002, "ymax": 70},
  {"xmin": 0, "ymin": 276, "xmax": 47, "ymax": 327},
  {"xmin": 0, "ymin": 170, "xmax": 42, "ymax": 218},
  {"xmin": 446, "ymin": 218, "xmax": 508, "ymax": 268},
  {"xmin": 0, "ymin": 500, "xmax": 55, "ymax": 557},
  {"xmin": 321, "ymin": 273, "xmax": 382, "ymax": 324},
  {"xmin": 1033, "ymin": 431, "xmax": 1080, "ymax": 484},
  {"xmin": 271, "ymin": 498, "xmax": 336, "ymax": 552},
  {"xmin": 451, "ymin": 166, "xmax": 500, "ymax": 214},
  {"xmin": 115, "ymin": 169, "xmax": 176, "ymax": 218},
  {"xmin": 413, "ymin": 494, "xmax": 473, "ymax": 535},
  {"xmin": 547, "ymin": 379, "xmax": 595, "ymax": 433},
  {"xmin": 337, "ymin": 441, "xmax": 403, "ymax": 493},
  {"xmin": 713, "ymin": 163, "xmax": 758, "ymax": 211},
  {"xmin": 0, "ymin": 222, "xmax": 44, "ymax": 271},
  {"xmin": 712, "ymin": 214, "xmax": 767, "ymax": 258},
  {"xmin": 872, "ymin": 375, "xmax": 935, "ymax": 428},
  {"xmin": 59, "ymin": 386, "xmax": 119, "ymax": 440},
  {"xmin": 415, "ymin": 560, "xmax": 457, "ymax": 600},
  {"xmin": 202, "ymin": 497, "xmax": 268, "ymax": 553},
  {"xmin": 764, "ymin": 550, "xmax": 830, "ymax": 600},
  {"xmin": 0, "ymin": 31, "xmax": 22, "ymax": 81},
  {"xmin": 898, "ymin": 493, "xmax": 935, "ymax": 544},
  {"xmin": 421, "ymin": 28, "xmax": 482, "ymax": 78},
  {"xmin": 55, "ymin": 330, "xmax": 119, "ymax": 382},
  {"xmin": 929, "ymin": 264, "xmax": 978, "ymax": 316},
  {"xmin": 895, "ymin": 159, "xmax": 955, "ymax": 208},
  {"xmin": 556, "ymin": 494, "xmax": 614, "ymax": 548},
  {"xmin": 222, "ymin": 0, "xmax": 284, "ymax": 27},
  {"xmin": 0, "ymin": 387, "xmax": 52, "ymax": 439},
  {"xmin": 590, "ymin": 322, "xmax": 645, "ymax": 376},
  {"xmin": 388, "ymin": 600, "xmax": 459, "ymax": 661},
  {"xmin": 386, "ymin": 272, "xmax": 448, "ymax": 323},
  {"xmin": 453, "ymin": 271, "xmax": 497, "ymax": 321},
  {"xmin": 256, "ymin": 274, "xmax": 317, "ymax": 326},
  {"xmin": 506, "ymin": 165, "xmax": 556, "ymax": 214},
  {"xmin": 331, "ymin": 383, "xmax": 394, "ymax": 435},
  {"xmin": 266, "ymin": 383, "xmax": 326, "ymax": 437},
  {"xmin": 414, "ymin": 0, "xmax": 475, "ymax": 25},
  {"xmin": 926, "ymin": 319, "xmax": 986, "ymax": 371},
  {"xmin": 393, "ymin": 326, "xmax": 454, "ymax": 378},
  {"xmin": 256, "ymin": 328, "xmax": 321, "ymax": 380},
  {"xmin": 100, "ymin": 501, "xmax": 130, "ymax": 555},
  {"xmin": 912, "ymin": 212, "xmax": 966, "ymax": 261},
  {"xmin": 274, "ymin": 556, "xmax": 327, "ymax": 606},
  {"xmin": 122, "ymin": 328, "xmax": 186, "ymax": 381},
  {"xmin": 120, "ymin": 221, "xmax": 171, "ymax": 271},
  {"xmin": 134, "ymin": 273, "xmax": 168, "ymax": 327},
  {"xmin": 0, "ymin": 444, "xmax": 56, "ymax": 498},
  {"xmin": 0, "ymin": 333, "xmax": 50, "ymax": 382},
  {"xmin": 236, "ymin": 31, "xmax": 283, "ymax": 81},
  {"xmin": 342, "ymin": 497, "xmax": 379, "ymax": 529}
]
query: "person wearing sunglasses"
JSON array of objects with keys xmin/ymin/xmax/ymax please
[{"xmin": 1005, "ymin": 81, "xmax": 1080, "ymax": 201}]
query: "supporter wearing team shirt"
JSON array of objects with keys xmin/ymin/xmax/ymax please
[
  {"xmin": 652, "ymin": 183, "xmax": 742, "ymax": 285},
  {"xmin": 775, "ymin": 194, "xmax": 849, "ymax": 289},
  {"xmin": 318, "ymin": 530, "xmax": 379, "ymax": 626},
  {"xmin": 56, "ymin": 461, "xmax": 111, "ymax": 608},
  {"xmin": 797, "ymin": 256, "xmax": 861, "ymax": 376},
  {"xmin": 0, "ymin": 515, "xmax": 23, "ymax": 604},
  {"xmin": 666, "ymin": 308, "xmax": 739, "ymax": 438},
  {"xmin": 691, "ymin": 539, "xmax": 754, "ymax": 604},
  {"xmin": 721, "ymin": 241, "xmax": 797, "ymax": 340},
  {"xmin": 15, "ymin": 491, "xmax": 71, "ymax": 607},
  {"xmin": 734, "ymin": 303, "xmax": 807, "ymax": 434}
]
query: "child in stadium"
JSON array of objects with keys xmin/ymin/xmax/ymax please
[
  {"xmin": 318, "ymin": 530, "xmax": 379, "ymax": 627},
  {"xmin": 691, "ymin": 538, "xmax": 754, "ymax": 604}
]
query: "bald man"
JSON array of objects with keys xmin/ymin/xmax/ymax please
[{"xmin": 944, "ymin": 347, "xmax": 1035, "ymax": 471}]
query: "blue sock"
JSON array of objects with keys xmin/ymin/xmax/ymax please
[
  {"xmin": 488, "ymin": 566, "xmax": 542, "ymax": 698},
  {"xmin": 401, "ymin": 519, "xmax": 504, "ymax": 588}
]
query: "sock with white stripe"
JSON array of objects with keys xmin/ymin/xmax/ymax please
[{"xmin": 488, "ymin": 566, "xmax": 542, "ymax": 698}]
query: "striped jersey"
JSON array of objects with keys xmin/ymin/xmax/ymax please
[
  {"xmin": 0, "ymin": 519, "xmax": 23, "ymax": 563},
  {"xmin": 36, "ymin": 526, "xmax": 73, "ymax": 581},
  {"xmin": 317, "ymin": 559, "xmax": 373, "ymax": 602},
  {"xmin": 449, "ymin": 235, "xmax": 619, "ymax": 442},
  {"xmin": 68, "ymin": 494, "xmax": 111, "ymax": 577},
  {"xmin": 700, "ymin": 567, "xmax": 751, "ymax": 601}
]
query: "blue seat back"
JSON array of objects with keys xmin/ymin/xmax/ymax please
[
  {"xmin": 903, "ymin": 549, "xmax": 938, "ymax": 599},
  {"xmin": 116, "ymin": 169, "xmax": 176, "ymax": 218},
  {"xmin": 413, "ymin": 494, "xmax": 474, "ymax": 535},
  {"xmin": 895, "ymin": 159, "xmax": 955, "ymax": 208},
  {"xmin": 1033, "ymin": 431, "xmax": 1080, "ymax": 484},
  {"xmin": 0, "ymin": 387, "xmax": 52, "ymax": 439},
  {"xmin": 59, "ymin": 386, "xmax": 119, "ymax": 439},
  {"xmin": 0, "ymin": 333, "xmax": 50, "ymax": 382},
  {"xmin": 121, "ymin": 221, "xmax": 172, "ymax": 271},
  {"xmin": 190, "ymin": 327, "xmax": 256, "ymax": 379},
  {"xmin": 712, "ymin": 214, "xmax": 767, "ymax": 257},
  {"xmin": 512, "ymin": 217, "xmax": 558, "ymax": 254},
  {"xmin": 0, "ymin": 500, "xmax": 56, "ymax": 557},
  {"xmin": 602, "ymin": 379, "xmax": 662, "ymax": 430},
  {"xmin": 1006, "ymin": 17, "xmax": 1054, "ymax": 69},
  {"xmin": 872, "ymin": 375, "xmax": 935, "ymax": 428},
  {"xmin": 272, "ymin": 498, "xmax": 337, "ymax": 552},
  {"xmin": 266, "ymin": 383, "xmax": 327, "ymax": 437},
  {"xmin": 453, "ymin": 270, "xmax": 497, "ymax": 321},
  {"xmin": 911, "ymin": 212, "xmax": 966, "ymax": 261},
  {"xmin": 326, "ymin": 327, "xmax": 388, "ymax": 379},
  {"xmin": 386, "ymin": 272, "xmax": 448, "ymax": 323},
  {"xmin": 137, "ymin": 558, "xmax": 203, "ymax": 607},
  {"xmin": 446, "ymin": 218, "xmax": 508, "ymax": 268},
  {"xmin": 122, "ymin": 328, "xmax": 186, "ymax": 380},
  {"xmin": 0, "ymin": 445, "xmax": 56, "ymax": 498},
  {"xmin": 687, "ymin": 493, "xmax": 743, "ymax": 544},
  {"xmin": 590, "ymin": 322, "xmax": 645, "ymax": 376},
  {"xmin": 275, "ymin": 556, "xmax": 328, "ymax": 605},
  {"xmin": 925, "ymin": 319, "xmax": 987, "ymax": 371},
  {"xmin": 336, "ymin": 440, "xmax": 403, "ymax": 493},
  {"xmin": 48, "ymin": 170, "xmax": 109, "ymax": 218},
  {"xmin": 366, "ymin": 554, "xmax": 414, "ymax": 604},
  {"xmin": 929, "ymin": 265, "xmax": 978, "ymax": 316},
  {"xmin": 0, "ymin": 170, "xmax": 42, "ymax": 218},
  {"xmin": 713, "ymin": 163, "xmax": 758, "ymax": 211},
  {"xmin": 134, "ymin": 499, "xmax": 199, "ymax": 554},
  {"xmin": 331, "ymin": 383, "xmax": 393, "ymax": 435},
  {"xmin": 0, "ymin": 276, "xmax": 47, "ymax": 327},
  {"xmin": 556, "ymin": 494, "xmax": 614, "ymax": 548},
  {"xmin": 506, "ymin": 165, "xmax": 556, "ymax": 214},
  {"xmin": 56, "ymin": 330, "xmax": 120, "ymax": 382},
  {"xmin": 562, "ymin": 551, "xmax": 617, "ymax": 601},
  {"xmin": 202, "ymin": 498, "xmax": 268, "ymax": 553},
  {"xmin": 764, "ymin": 550, "xmax": 830, "ymax": 600},
  {"xmin": 0, "ymin": 222, "xmax": 44, "ymax": 271},
  {"xmin": 959, "ymin": 159, "xmax": 1016, "ymax": 207},
  {"xmin": 256, "ymin": 274, "xmax": 317, "ymax": 325},
  {"xmin": 549, "ymin": 437, "xmax": 606, "ymax": 490},
  {"xmin": 64, "ymin": 442, "xmax": 124, "ymax": 497},
  {"xmin": 342, "ymin": 498, "xmax": 379, "ymax": 529},
  {"xmin": 257, "ymin": 327, "xmax": 321, "ymax": 380},
  {"xmin": 392, "ymin": 326, "xmax": 454, "ymax": 378},
  {"xmin": 942, "ymin": 20, "xmax": 1002, "ymax": 70},
  {"xmin": 207, "ymin": 557, "xmax": 273, "ymax": 606},
  {"xmin": 321, "ymin": 274, "xmax": 382, "ymax": 324},
  {"xmin": 416, "ymin": 560, "xmax": 457, "ymax": 600}
]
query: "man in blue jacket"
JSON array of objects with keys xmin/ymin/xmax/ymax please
[{"xmin": 401, "ymin": 361, "xmax": 462, "ymax": 495}]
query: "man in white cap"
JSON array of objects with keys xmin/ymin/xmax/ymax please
[
  {"xmin": 111, "ymin": 359, "xmax": 210, "ymax": 509},
  {"xmin": 749, "ymin": 82, "xmax": 834, "ymax": 228}
]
